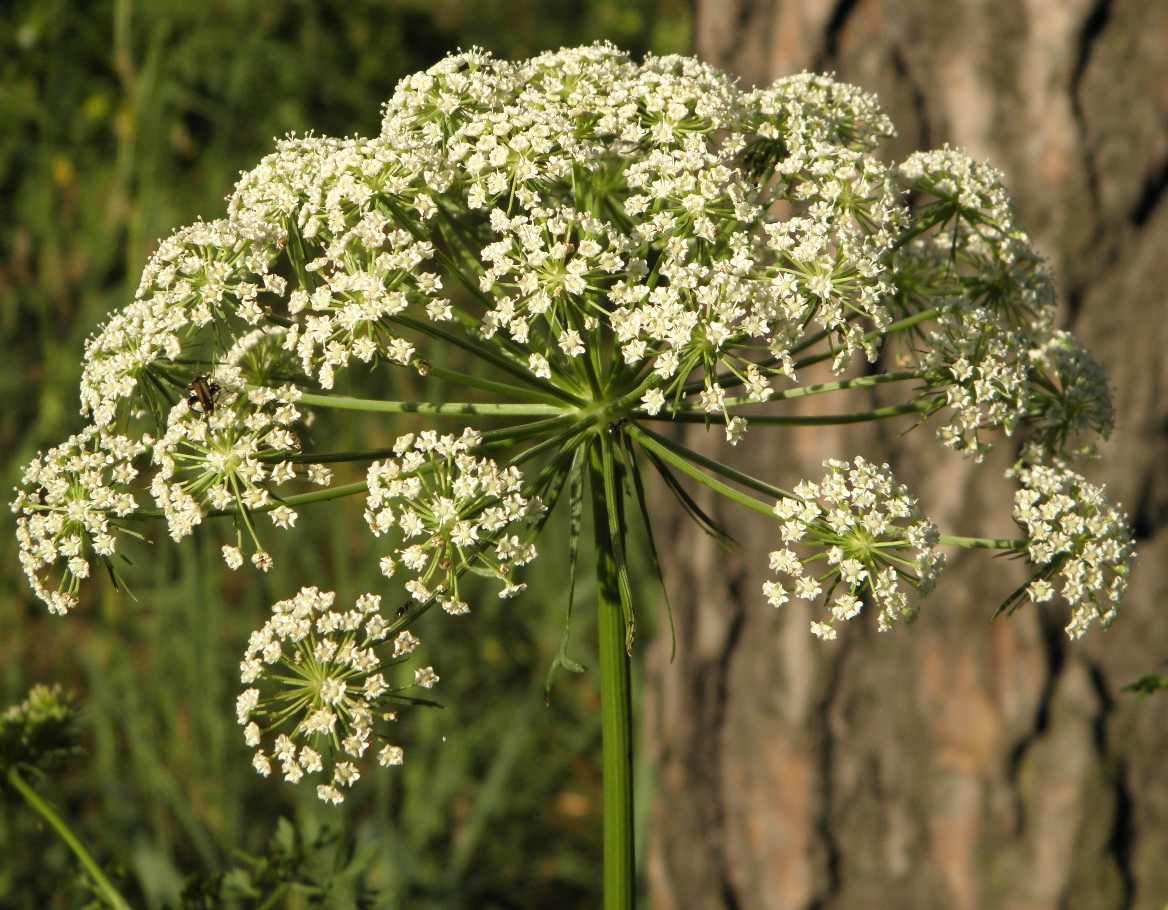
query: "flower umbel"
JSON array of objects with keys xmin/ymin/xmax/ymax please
[
  {"xmin": 150, "ymin": 380, "xmax": 330, "ymax": 567},
  {"xmin": 11, "ymin": 44, "xmax": 1138, "ymax": 910},
  {"xmin": 1021, "ymin": 332, "xmax": 1115, "ymax": 465},
  {"xmin": 364, "ymin": 428, "xmax": 544, "ymax": 613},
  {"xmin": 765, "ymin": 457, "xmax": 943, "ymax": 639},
  {"xmin": 913, "ymin": 298, "xmax": 1032, "ymax": 461},
  {"xmin": 1013, "ymin": 465, "xmax": 1134, "ymax": 639},
  {"xmin": 13, "ymin": 428, "xmax": 146, "ymax": 615},
  {"xmin": 238, "ymin": 587, "xmax": 435, "ymax": 804}
]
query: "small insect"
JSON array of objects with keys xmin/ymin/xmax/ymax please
[
  {"xmin": 187, "ymin": 374, "xmax": 221, "ymax": 416},
  {"xmin": 395, "ymin": 602, "xmax": 411, "ymax": 620}
]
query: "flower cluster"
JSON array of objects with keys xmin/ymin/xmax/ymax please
[
  {"xmin": 13, "ymin": 428, "xmax": 146, "ymax": 614},
  {"xmin": 373, "ymin": 47, "xmax": 914, "ymax": 427},
  {"xmin": 238, "ymin": 587, "xmax": 435, "ymax": 804},
  {"xmin": 30, "ymin": 45, "xmax": 1102, "ymax": 485},
  {"xmin": 79, "ymin": 219, "xmax": 281, "ymax": 428},
  {"xmin": 913, "ymin": 298, "xmax": 1032, "ymax": 460},
  {"xmin": 364, "ymin": 429, "xmax": 544, "ymax": 613},
  {"xmin": 150, "ymin": 379, "xmax": 331, "ymax": 568},
  {"xmin": 1022, "ymin": 331, "xmax": 1114, "ymax": 464},
  {"xmin": 1013, "ymin": 466, "xmax": 1134, "ymax": 638},
  {"xmin": 765, "ymin": 457, "xmax": 943, "ymax": 639},
  {"xmin": 895, "ymin": 149, "xmax": 1053, "ymax": 317},
  {"xmin": 480, "ymin": 205, "xmax": 632, "ymax": 351}
]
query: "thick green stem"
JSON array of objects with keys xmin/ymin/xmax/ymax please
[
  {"xmin": 7, "ymin": 766, "xmax": 132, "ymax": 910},
  {"xmin": 589, "ymin": 444, "xmax": 636, "ymax": 910}
]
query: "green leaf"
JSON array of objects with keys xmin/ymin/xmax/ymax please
[{"xmin": 1122, "ymin": 672, "xmax": 1168, "ymax": 700}]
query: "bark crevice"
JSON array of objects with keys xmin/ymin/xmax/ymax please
[
  {"xmin": 712, "ymin": 597, "xmax": 747, "ymax": 910},
  {"xmin": 1069, "ymin": 0, "xmax": 1113, "ymax": 218},
  {"xmin": 1130, "ymin": 154, "xmax": 1168, "ymax": 227},
  {"xmin": 889, "ymin": 43, "xmax": 933, "ymax": 150},
  {"xmin": 808, "ymin": 646, "xmax": 847, "ymax": 910},
  {"xmin": 822, "ymin": 0, "xmax": 863, "ymax": 63}
]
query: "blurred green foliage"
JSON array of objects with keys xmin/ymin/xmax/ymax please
[{"xmin": 0, "ymin": 0, "xmax": 686, "ymax": 905}]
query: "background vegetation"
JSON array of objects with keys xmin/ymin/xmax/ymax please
[{"xmin": 0, "ymin": 1, "xmax": 690, "ymax": 906}]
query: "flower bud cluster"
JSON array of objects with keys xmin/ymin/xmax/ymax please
[
  {"xmin": 13, "ymin": 428, "xmax": 146, "ymax": 614},
  {"xmin": 364, "ymin": 429, "xmax": 544, "ymax": 613},
  {"xmin": 765, "ymin": 457, "xmax": 943, "ymax": 639},
  {"xmin": 1022, "ymin": 331, "xmax": 1114, "ymax": 464},
  {"xmin": 1013, "ymin": 465, "xmax": 1134, "ymax": 638},
  {"xmin": 238, "ymin": 586, "xmax": 435, "ymax": 804},
  {"xmin": 0, "ymin": 684, "xmax": 78, "ymax": 774}
]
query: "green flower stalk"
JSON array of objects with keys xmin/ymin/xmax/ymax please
[{"xmin": 12, "ymin": 44, "xmax": 1136, "ymax": 907}]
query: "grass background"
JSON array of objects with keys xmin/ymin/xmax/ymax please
[{"xmin": 0, "ymin": 1, "xmax": 690, "ymax": 906}]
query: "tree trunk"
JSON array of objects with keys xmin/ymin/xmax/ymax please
[{"xmin": 646, "ymin": 2, "xmax": 1168, "ymax": 908}]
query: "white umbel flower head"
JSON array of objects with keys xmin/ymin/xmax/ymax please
[
  {"xmin": 364, "ymin": 428, "xmax": 544, "ymax": 612},
  {"xmin": 13, "ymin": 428, "xmax": 146, "ymax": 614},
  {"xmin": 1013, "ymin": 465, "xmax": 1134, "ymax": 638},
  {"xmin": 237, "ymin": 586, "xmax": 430, "ymax": 803},
  {"xmin": 766, "ymin": 457, "xmax": 943, "ymax": 638}
]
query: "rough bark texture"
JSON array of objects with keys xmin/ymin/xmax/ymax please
[{"xmin": 646, "ymin": 2, "xmax": 1168, "ymax": 908}]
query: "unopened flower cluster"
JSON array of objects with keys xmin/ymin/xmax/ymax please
[
  {"xmin": 1022, "ymin": 332, "xmax": 1115, "ymax": 464},
  {"xmin": 238, "ymin": 586, "xmax": 436, "ymax": 804},
  {"xmin": 365, "ymin": 429, "xmax": 543, "ymax": 613},
  {"xmin": 766, "ymin": 457, "xmax": 943, "ymax": 639},
  {"xmin": 1013, "ymin": 466, "xmax": 1133, "ymax": 638}
]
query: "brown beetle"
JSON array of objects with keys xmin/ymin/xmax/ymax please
[{"xmin": 187, "ymin": 374, "xmax": 221, "ymax": 416}]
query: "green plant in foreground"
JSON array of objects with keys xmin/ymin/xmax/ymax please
[
  {"xmin": 12, "ymin": 44, "xmax": 1135, "ymax": 907},
  {"xmin": 0, "ymin": 685, "xmax": 372, "ymax": 908},
  {"xmin": 0, "ymin": 685, "xmax": 130, "ymax": 909}
]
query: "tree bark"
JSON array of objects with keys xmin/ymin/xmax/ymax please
[{"xmin": 646, "ymin": 2, "xmax": 1168, "ymax": 908}]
